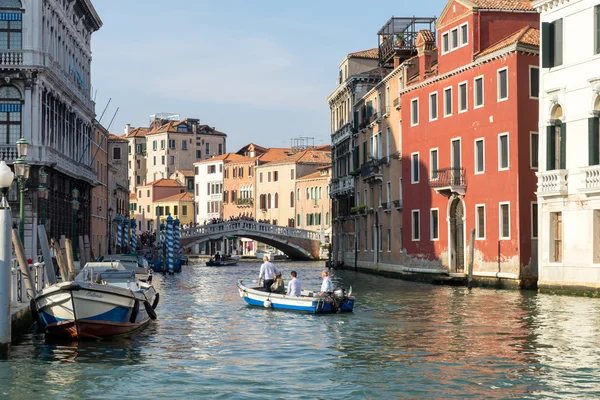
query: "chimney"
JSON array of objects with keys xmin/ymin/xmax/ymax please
[
  {"xmin": 124, "ymin": 123, "xmax": 131, "ymax": 135},
  {"xmin": 416, "ymin": 30, "xmax": 435, "ymax": 81}
]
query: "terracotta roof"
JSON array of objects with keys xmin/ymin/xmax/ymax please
[
  {"xmin": 155, "ymin": 192, "xmax": 194, "ymax": 203},
  {"xmin": 195, "ymin": 153, "xmax": 250, "ymax": 164},
  {"xmin": 175, "ymin": 169, "xmax": 194, "ymax": 177},
  {"xmin": 313, "ymin": 144, "xmax": 332, "ymax": 152},
  {"xmin": 265, "ymin": 149, "xmax": 332, "ymax": 166},
  {"xmin": 257, "ymin": 148, "xmax": 293, "ymax": 163},
  {"xmin": 476, "ymin": 26, "xmax": 539, "ymax": 58},
  {"xmin": 142, "ymin": 179, "xmax": 183, "ymax": 188},
  {"xmin": 362, "ymin": 67, "xmax": 392, "ymax": 77},
  {"xmin": 468, "ymin": 0, "xmax": 534, "ymax": 11},
  {"xmin": 125, "ymin": 127, "xmax": 149, "ymax": 138},
  {"xmin": 236, "ymin": 142, "xmax": 268, "ymax": 156},
  {"xmin": 417, "ymin": 30, "xmax": 435, "ymax": 43},
  {"xmin": 129, "ymin": 192, "xmax": 137, "ymax": 200},
  {"xmin": 146, "ymin": 120, "xmax": 227, "ymax": 137},
  {"xmin": 297, "ymin": 170, "xmax": 330, "ymax": 181},
  {"xmin": 348, "ymin": 48, "xmax": 379, "ymax": 59},
  {"xmin": 108, "ymin": 134, "xmax": 128, "ymax": 142}
]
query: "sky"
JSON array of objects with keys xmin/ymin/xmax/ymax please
[{"xmin": 90, "ymin": 0, "xmax": 448, "ymax": 152}]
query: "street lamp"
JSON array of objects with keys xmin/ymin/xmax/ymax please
[
  {"xmin": 71, "ymin": 188, "xmax": 80, "ymax": 261},
  {"xmin": 14, "ymin": 138, "xmax": 30, "ymax": 244},
  {"xmin": 107, "ymin": 207, "xmax": 113, "ymax": 255},
  {"xmin": 37, "ymin": 167, "xmax": 49, "ymax": 227}
]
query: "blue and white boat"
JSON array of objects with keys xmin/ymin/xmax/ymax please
[
  {"xmin": 34, "ymin": 262, "xmax": 159, "ymax": 339},
  {"xmin": 237, "ymin": 280, "xmax": 354, "ymax": 313}
]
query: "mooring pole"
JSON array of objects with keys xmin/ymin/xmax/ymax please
[
  {"xmin": 0, "ymin": 193, "xmax": 12, "ymax": 356},
  {"xmin": 468, "ymin": 228, "xmax": 475, "ymax": 290}
]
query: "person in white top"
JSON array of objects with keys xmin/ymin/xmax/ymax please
[
  {"xmin": 258, "ymin": 255, "xmax": 280, "ymax": 291},
  {"xmin": 316, "ymin": 270, "xmax": 334, "ymax": 296},
  {"xmin": 286, "ymin": 270, "xmax": 301, "ymax": 297}
]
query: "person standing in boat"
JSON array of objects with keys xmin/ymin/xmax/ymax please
[
  {"xmin": 258, "ymin": 255, "xmax": 279, "ymax": 291},
  {"xmin": 316, "ymin": 270, "xmax": 334, "ymax": 296},
  {"xmin": 286, "ymin": 271, "xmax": 301, "ymax": 297}
]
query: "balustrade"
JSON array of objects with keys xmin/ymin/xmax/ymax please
[
  {"xmin": 536, "ymin": 170, "xmax": 568, "ymax": 197},
  {"xmin": 581, "ymin": 166, "xmax": 600, "ymax": 193},
  {"xmin": 180, "ymin": 221, "xmax": 321, "ymax": 241},
  {"xmin": 0, "ymin": 51, "xmax": 23, "ymax": 66}
]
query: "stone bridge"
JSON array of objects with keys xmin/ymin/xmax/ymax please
[{"xmin": 179, "ymin": 221, "xmax": 324, "ymax": 260}]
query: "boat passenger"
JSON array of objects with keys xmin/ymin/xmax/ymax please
[
  {"xmin": 215, "ymin": 252, "xmax": 221, "ymax": 262},
  {"xmin": 286, "ymin": 271, "xmax": 301, "ymax": 297},
  {"xmin": 316, "ymin": 270, "xmax": 334, "ymax": 296},
  {"xmin": 270, "ymin": 272, "xmax": 285, "ymax": 294},
  {"xmin": 258, "ymin": 255, "xmax": 280, "ymax": 291}
]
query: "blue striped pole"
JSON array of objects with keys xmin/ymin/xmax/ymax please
[
  {"xmin": 116, "ymin": 215, "xmax": 123, "ymax": 252},
  {"xmin": 174, "ymin": 218, "xmax": 180, "ymax": 269},
  {"xmin": 159, "ymin": 222, "xmax": 165, "ymax": 273},
  {"xmin": 166, "ymin": 215, "xmax": 174, "ymax": 273},
  {"xmin": 123, "ymin": 217, "xmax": 129, "ymax": 253},
  {"xmin": 131, "ymin": 218, "xmax": 137, "ymax": 252}
]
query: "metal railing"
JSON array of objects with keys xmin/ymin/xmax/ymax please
[
  {"xmin": 361, "ymin": 159, "xmax": 382, "ymax": 180},
  {"xmin": 369, "ymin": 112, "xmax": 379, "ymax": 124},
  {"xmin": 180, "ymin": 221, "xmax": 322, "ymax": 241},
  {"xmin": 11, "ymin": 261, "xmax": 47, "ymax": 304},
  {"xmin": 393, "ymin": 199, "xmax": 403, "ymax": 209},
  {"xmin": 429, "ymin": 167, "xmax": 466, "ymax": 188},
  {"xmin": 236, "ymin": 198, "xmax": 253, "ymax": 206}
]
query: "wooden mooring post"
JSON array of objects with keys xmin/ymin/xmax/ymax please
[{"xmin": 468, "ymin": 228, "xmax": 475, "ymax": 290}]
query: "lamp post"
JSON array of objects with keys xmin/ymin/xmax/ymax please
[
  {"xmin": 71, "ymin": 187, "xmax": 79, "ymax": 261},
  {"xmin": 108, "ymin": 207, "xmax": 113, "ymax": 255},
  {"xmin": 37, "ymin": 167, "xmax": 48, "ymax": 227},
  {"xmin": 14, "ymin": 138, "xmax": 30, "ymax": 244}
]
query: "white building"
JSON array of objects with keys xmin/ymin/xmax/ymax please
[
  {"xmin": 0, "ymin": 0, "xmax": 101, "ymax": 255},
  {"xmin": 194, "ymin": 155, "xmax": 225, "ymax": 225},
  {"xmin": 534, "ymin": 0, "xmax": 600, "ymax": 292}
]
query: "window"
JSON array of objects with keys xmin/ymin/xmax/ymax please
[
  {"xmin": 458, "ymin": 82, "xmax": 467, "ymax": 112},
  {"xmin": 153, "ymin": 141, "xmax": 157, "ymax": 151},
  {"xmin": 444, "ymin": 87, "xmax": 452, "ymax": 117},
  {"xmin": 161, "ymin": 155, "xmax": 165, "ymax": 165},
  {"xmin": 529, "ymin": 66, "xmax": 539, "ymax": 99},
  {"xmin": 411, "ymin": 153, "xmax": 419, "ymax": 183},
  {"xmin": 290, "ymin": 191, "xmax": 294, "ymax": 208},
  {"xmin": 460, "ymin": 23, "xmax": 468, "ymax": 46},
  {"xmin": 475, "ymin": 138, "xmax": 484, "ymax": 174},
  {"xmin": 498, "ymin": 133, "xmax": 509, "ymax": 170},
  {"xmin": 497, "ymin": 68, "xmax": 508, "ymax": 101},
  {"xmin": 596, "ymin": 5, "xmax": 600, "ymax": 55},
  {"xmin": 169, "ymin": 139, "xmax": 175, "ymax": 149},
  {"xmin": 530, "ymin": 132, "xmax": 539, "ymax": 169},
  {"xmin": 290, "ymin": 169, "xmax": 294, "ymax": 180},
  {"xmin": 160, "ymin": 140, "xmax": 165, "ymax": 150},
  {"xmin": 430, "ymin": 149, "xmax": 438, "ymax": 180},
  {"xmin": 268, "ymin": 171, "xmax": 271, "ymax": 182},
  {"xmin": 274, "ymin": 171, "xmax": 279, "ymax": 182},
  {"xmin": 174, "ymin": 205, "xmax": 178, "ymax": 216},
  {"xmin": 550, "ymin": 212, "xmax": 562, "ymax": 262},
  {"xmin": 387, "ymin": 229, "xmax": 391, "ymax": 252},
  {"xmin": 542, "ymin": 19, "xmax": 563, "ymax": 68},
  {"xmin": 0, "ymin": 86, "xmax": 21, "ymax": 145},
  {"xmin": 451, "ymin": 28, "xmax": 458, "ymax": 50},
  {"xmin": 430, "ymin": 209, "xmax": 439, "ymax": 240},
  {"xmin": 429, "ymin": 92, "xmax": 438, "ymax": 121},
  {"xmin": 0, "ymin": 9, "xmax": 22, "ymax": 50},
  {"xmin": 411, "ymin": 210, "xmax": 420, "ymax": 241},
  {"xmin": 442, "ymin": 32, "xmax": 449, "ymax": 53},
  {"xmin": 196, "ymin": 150, "xmax": 202, "ymax": 159},
  {"xmin": 411, "ymin": 98, "xmax": 419, "ymax": 126},
  {"xmin": 475, "ymin": 204, "xmax": 486, "ymax": 239},
  {"xmin": 547, "ymin": 121, "xmax": 566, "ymax": 170},
  {"xmin": 259, "ymin": 172, "xmax": 263, "ymax": 183},
  {"xmin": 296, "ymin": 214, "xmax": 301, "ymax": 227},
  {"xmin": 531, "ymin": 203, "xmax": 538, "ymax": 239},
  {"xmin": 474, "ymin": 76, "xmax": 484, "ymax": 108},
  {"xmin": 218, "ymin": 143, "xmax": 223, "ymax": 155},
  {"xmin": 169, "ymin": 156, "xmax": 175, "ymax": 165},
  {"xmin": 113, "ymin": 147, "xmax": 121, "ymax": 160},
  {"xmin": 181, "ymin": 140, "xmax": 187, "ymax": 150},
  {"xmin": 205, "ymin": 143, "xmax": 210, "ymax": 156},
  {"xmin": 274, "ymin": 193, "xmax": 278, "ymax": 209},
  {"xmin": 500, "ymin": 202, "xmax": 510, "ymax": 239}
]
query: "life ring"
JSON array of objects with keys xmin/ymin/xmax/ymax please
[
  {"xmin": 151, "ymin": 293, "xmax": 160, "ymax": 309},
  {"xmin": 144, "ymin": 300, "xmax": 158, "ymax": 320},
  {"xmin": 129, "ymin": 299, "xmax": 140, "ymax": 323}
]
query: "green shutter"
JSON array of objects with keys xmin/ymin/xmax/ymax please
[
  {"xmin": 596, "ymin": 6, "xmax": 600, "ymax": 54},
  {"xmin": 547, "ymin": 125, "xmax": 556, "ymax": 170},
  {"xmin": 353, "ymin": 146, "xmax": 359, "ymax": 170},
  {"xmin": 541, "ymin": 22, "xmax": 551, "ymax": 68},
  {"xmin": 560, "ymin": 122, "xmax": 566, "ymax": 170},
  {"xmin": 589, "ymin": 117, "xmax": 600, "ymax": 165}
]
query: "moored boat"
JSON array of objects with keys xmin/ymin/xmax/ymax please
[
  {"xmin": 206, "ymin": 259, "xmax": 238, "ymax": 267},
  {"xmin": 34, "ymin": 262, "xmax": 159, "ymax": 339},
  {"xmin": 237, "ymin": 280, "xmax": 354, "ymax": 313},
  {"xmin": 97, "ymin": 254, "xmax": 152, "ymax": 281}
]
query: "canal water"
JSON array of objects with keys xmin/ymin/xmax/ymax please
[{"xmin": 2, "ymin": 260, "xmax": 600, "ymax": 399}]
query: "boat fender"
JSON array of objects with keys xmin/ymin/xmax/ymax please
[
  {"xmin": 129, "ymin": 299, "xmax": 140, "ymax": 323},
  {"xmin": 60, "ymin": 283, "xmax": 81, "ymax": 291},
  {"xmin": 264, "ymin": 299, "xmax": 272, "ymax": 308},
  {"xmin": 29, "ymin": 298, "xmax": 39, "ymax": 323},
  {"xmin": 151, "ymin": 293, "xmax": 160, "ymax": 310},
  {"xmin": 144, "ymin": 300, "xmax": 158, "ymax": 320}
]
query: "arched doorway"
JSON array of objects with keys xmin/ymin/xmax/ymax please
[{"xmin": 449, "ymin": 198, "xmax": 465, "ymax": 273}]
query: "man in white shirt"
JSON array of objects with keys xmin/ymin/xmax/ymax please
[
  {"xmin": 316, "ymin": 270, "xmax": 334, "ymax": 296},
  {"xmin": 258, "ymin": 255, "xmax": 279, "ymax": 291},
  {"xmin": 286, "ymin": 270, "xmax": 301, "ymax": 297}
]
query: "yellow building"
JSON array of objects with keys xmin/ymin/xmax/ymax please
[{"xmin": 153, "ymin": 192, "xmax": 195, "ymax": 226}]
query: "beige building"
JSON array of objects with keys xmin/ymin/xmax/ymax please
[
  {"xmin": 170, "ymin": 170, "xmax": 195, "ymax": 192},
  {"xmin": 295, "ymin": 166, "xmax": 332, "ymax": 252},
  {"xmin": 125, "ymin": 126, "xmax": 149, "ymax": 192},
  {"xmin": 154, "ymin": 192, "xmax": 195, "ymax": 226},
  {"xmin": 131, "ymin": 178, "xmax": 185, "ymax": 232},
  {"xmin": 255, "ymin": 149, "xmax": 331, "ymax": 226},
  {"xmin": 107, "ymin": 133, "xmax": 129, "ymax": 253}
]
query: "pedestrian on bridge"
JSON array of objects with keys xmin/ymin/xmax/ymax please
[{"xmin": 258, "ymin": 255, "xmax": 279, "ymax": 291}]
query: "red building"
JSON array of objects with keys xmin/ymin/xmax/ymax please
[{"xmin": 401, "ymin": 0, "xmax": 540, "ymax": 287}]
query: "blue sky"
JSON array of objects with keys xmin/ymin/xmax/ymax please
[{"xmin": 91, "ymin": 0, "xmax": 448, "ymax": 151}]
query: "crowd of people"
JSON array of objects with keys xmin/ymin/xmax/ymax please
[
  {"xmin": 203, "ymin": 213, "xmax": 277, "ymax": 226},
  {"xmin": 257, "ymin": 255, "xmax": 333, "ymax": 297}
]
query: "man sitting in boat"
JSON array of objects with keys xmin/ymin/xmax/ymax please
[
  {"xmin": 270, "ymin": 271, "xmax": 285, "ymax": 294},
  {"xmin": 258, "ymin": 255, "xmax": 280, "ymax": 291},
  {"xmin": 316, "ymin": 270, "xmax": 334, "ymax": 296},
  {"xmin": 286, "ymin": 271, "xmax": 301, "ymax": 297}
]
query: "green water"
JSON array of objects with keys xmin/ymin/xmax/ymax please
[{"xmin": 2, "ymin": 261, "xmax": 600, "ymax": 399}]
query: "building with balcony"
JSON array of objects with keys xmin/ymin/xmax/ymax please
[
  {"xmin": 534, "ymin": 0, "xmax": 600, "ymax": 293},
  {"xmin": 400, "ymin": 0, "xmax": 540, "ymax": 287},
  {"xmin": 0, "ymin": 0, "xmax": 102, "ymax": 255},
  {"xmin": 107, "ymin": 133, "xmax": 128, "ymax": 253}
]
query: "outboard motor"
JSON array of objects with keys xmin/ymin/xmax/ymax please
[{"xmin": 331, "ymin": 287, "xmax": 347, "ymax": 312}]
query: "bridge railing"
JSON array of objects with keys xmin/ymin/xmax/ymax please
[{"xmin": 180, "ymin": 221, "xmax": 322, "ymax": 241}]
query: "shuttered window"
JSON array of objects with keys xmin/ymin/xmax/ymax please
[
  {"xmin": 589, "ymin": 117, "xmax": 599, "ymax": 166},
  {"xmin": 542, "ymin": 19, "xmax": 563, "ymax": 68},
  {"xmin": 547, "ymin": 122, "xmax": 566, "ymax": 170}
]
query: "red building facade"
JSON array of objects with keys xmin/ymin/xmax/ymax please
[{"xmin": 401, "ymin": 0, "xmax": 540, "ymax": 286}]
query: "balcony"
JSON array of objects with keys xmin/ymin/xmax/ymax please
[
  {"xmin": 0, "ymin": 51, "xmax": 23, "ymax": 66},
  {"xmin": 429, "ymin": 167, "xmax": 466, "ymax": 197},
  {"xmin": 361, "ymin": 159, "xmax": 383, "ymax": 182},
  {"xmin": 358, "ymin": 120, "xmax": 369, "ymax": 131},
  {"xmin": 580, "ymin": 165, "xmax": 600, "ymax": 195},
  {"xmin": 380, "ymin": 202, "xmax": 391, "ymax": 212},
  {"xmin": 332, "ymin": 122, "xmax": 354, "ymax": 146},
  {"xmin": 236, "ymin": 197, "xmax": 253, "ymax": 206},
  {"xmin": 536, "ymin": 170, "xmax": 568, "ymax": 197},
  {"xmin": 393, "ymin": 199, "xmax": 403, "ymax": 210},
  {"xmin": 393, "ymin": 97, "xmax": 401, "ymax": 110},
  {"xmin": 0, "ymin": 145, "xmax": 18, "ymax": 162},
  {"xmin": 330, "ymin": 175, "xmax": 355, "ymax": 198},
  {"xmin": 377, "ymin": 17, "xmax": 437, "ymax": 67},
  {"xmin": 369, "ymin": 112, "xmax": 379, "ymax": 125}
]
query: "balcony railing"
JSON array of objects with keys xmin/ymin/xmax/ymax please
[
  {"xmin": 0, "ymin": 145, "xmax": 18, "ymax": 161},
  {"xmin": 393, "ymin": 199, "xmax": 403, "ymax": 210},
  {"xmin": 536, "ymin": 169, "xmax": 568, "ymax": 197},
  {"xmin": 380, "ymin": 202, "xmax": 391, "ymax": 211},
  {"xmin": 361, "ymin": 159, "xmax": 383, "ymax": 181},
  {"xmin": 580, "ymin": 165, "xmax": 600, "ymax": 194},
  {"xmin": 236, "ymin": 197, "xmax": 253, "ymax": 206},
  {"xmin": 359, "ymin": 120, "xmax": 368, "ymax": 131},
  {"xmin": 0, "ymin": 51, "xmax": 23, "ymax": 66},
  {"xmin": 429, "ymin": 167, "xmax": 466, "ymax": 196},
  {"xmin": 393, "ymin": 97, "xmax": 400, "ymax": 109},
  {"xmin": 369, "ymin": 112, "xmax": 379, "ymax": 124}
]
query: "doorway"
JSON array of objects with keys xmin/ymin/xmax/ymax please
[{"xmin": 449, "ymin": 198, "xmax": 465, "ymax": 273}]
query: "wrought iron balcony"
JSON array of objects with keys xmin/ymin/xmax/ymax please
[
  {"xmin": 429, "ymin": 167, "xmax": 466, "ymax": 197},
  {"xmin": 361, "ymin": 159, "xmax": 383, "ymax": 182},
  {"xmin": 359, "ymin": 120, "xmax": 369, "ymax": 131},
  {"xmin": 536, "ymin": 169, "xmax": 568, "ymax": 197},
  {"xmin": 369, "ymin": 112, "xmax": 379, "ymax": 124},
  {"xmin": 236, "ymin": 197, "xmax": 253, "ymax": 206}
]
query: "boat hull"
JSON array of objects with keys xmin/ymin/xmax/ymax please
[
  {"xmin": 237, "ymin": 281, "xmax": 354, "ymax": 313},
  {"xmin": 206, "ymin": 260, "xmax": 238, "ymax": 267},
  {"xmin": 35, "ymin": 282, "xmax": 157, "ymax": 339}
]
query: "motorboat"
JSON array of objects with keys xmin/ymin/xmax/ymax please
[
  {"xmin": 34, "ymin": 261, "xmax": 159, "ymax": 339},
  {"xmin": 206, "ymin": 258, "xmax": 238, "ymax": 267},
  {"xmin": 97, "ymin": 254, "xmax": 151, "ymax": 281},
  {"xmin": 237, "ymin": 280, "xmax": 354, "ymax": 313}
]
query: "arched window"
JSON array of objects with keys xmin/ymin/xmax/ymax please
[
  {"xmin": 274, "ymin": 193, "xmax": 278, "ymax": 209},
  {"xmin": 547, "ymin": 104, "xmax": 565, "ymax": 170},
  {"xmin": 590, "ymin": 97, "xmax": 600, "ymax": 166},
  {"xmin": 0, "ymin": 85, "xmax": 21, "ymax": 145},
  {"xmin": 297, "ymin": 188, "xmax": 300, "ymax": 201},
  {"xmin": 267, "ymin": 193, "xmax": 271, "ymax": 209},
  {"xmin": 290, "ymin": 191, "xmax": 294, "ymax": 208},
  {"xmin": 0, "ymin": 0, "xmax": 22, "ymax": 51}
]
